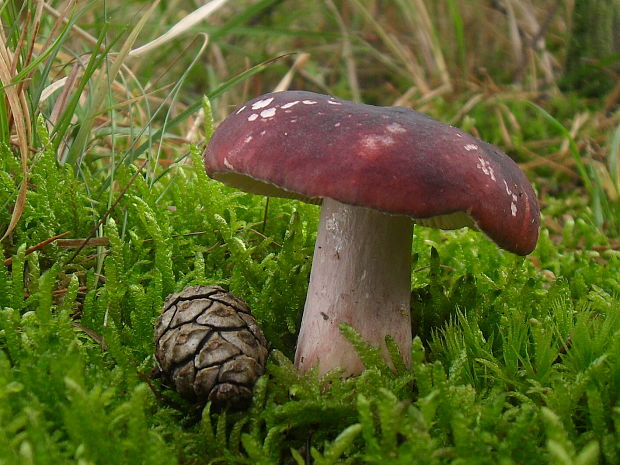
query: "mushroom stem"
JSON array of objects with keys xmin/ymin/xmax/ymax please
[{"xmin": 295, "ymin": 198, "xmax": 413, "ymax": 376}]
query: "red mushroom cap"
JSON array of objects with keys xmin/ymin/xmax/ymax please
[{"xmin": 204, "ymin": 91, "xmax": 540, "ymax": 255}]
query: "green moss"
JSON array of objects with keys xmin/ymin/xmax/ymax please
[
  {"xmin": 0, "ymin": 0, "xmax": 619, "ymax": 462},
  {"xmin": 0, "ymin": 141, "xmax": 618, "ymax": 463}
]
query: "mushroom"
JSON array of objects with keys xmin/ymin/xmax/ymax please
[{"xmin": 203, "ymin": 90, "xmax": 540, "ymax": 377}]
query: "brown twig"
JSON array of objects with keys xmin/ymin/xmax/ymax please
[
  {"xmin": 71, "ymin": 321, "xmax": 108, "ymax": 350},
  {"xmin": 53, "ymin": 286, "xmax": 88, "ymax": 296},
  {"xmin": 4, "ymin": 231, "xmax": 71, "ymax": 266},
  {"xmin": 137, "ymin": 369, "xmax": 184, "ymax": 410},
  {"xmin": 56, "ymin": 237, "xmax": 111, "ymax": 249},
  {"xmin": 575, "ymin": 243, "xmax": 620, "ymax": 252},
  {"xmin": 64, "ymin": 164, "xmax": 147, "ymax": 265},
  {"xmin": 58, "ymin": 231, "xmax": 221, "ymax": 249}
]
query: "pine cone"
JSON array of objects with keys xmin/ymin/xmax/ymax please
[{"xmin": 154, "ymin": 285, "xmax": 268, "ymax": 408}]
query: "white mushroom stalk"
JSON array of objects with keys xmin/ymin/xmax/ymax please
[{"xmin": 294, "ymin": 198, "xmax": 413, "ymax": 376}]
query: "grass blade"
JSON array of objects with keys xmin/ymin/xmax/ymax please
[
  {"xmin": 128, "ymin": 0, "xmax": 230, "ymax": 58},
  {"xmin": 64, "ymin": 1, "xmax": 161, "ymax": 166}
]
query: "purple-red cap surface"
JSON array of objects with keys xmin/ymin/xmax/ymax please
[{"xmin": 203, "ymin": 91, "xmax": 540, "ymax": 255}]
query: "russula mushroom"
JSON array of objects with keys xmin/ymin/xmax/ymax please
[{"xmin": 203, "ymin": 90, "xmax": 539, "ymax": 377}]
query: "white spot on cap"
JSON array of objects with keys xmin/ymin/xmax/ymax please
[
  {"xmin": 503, "ymin": 181, "xmax": 519, "ymax": 215},
  {"xmin": 476, "ymin": 157, "xmax": 496, "ymax": 181},
  {"xmin": 464, "ymin": 144, "xmax": 478, "ymax": 151},
  {"xmin": 327, "ymin": 100, "xmax": 342, "ymax": 105},
  {"xmin": 281, "ymin": 101, "xmax": 300, "ymax": 109},
  {"xmin": 244, "ymin": 135, "xmax": 253, "ymax": 144},
  {"xmin": 260, "ymin": 108, "xmax": 277, "ymax": 118},
  {"xmin": 361, "ymin": 134, "xmax": 395, "ymax": 151},
  {"xmin": 334, "ymin": 122, "xmax": 341, "ymax": 127},
  {"xmin": 223, "ymin": 158, "xmax": 233, "ymax": 169},
  {"xmin": 251, "ymin": 98, "xmax": 274, "ymax": 110},
  {"xmin": 248, "ymin": 113, "xmax": 259, "ymax": 122},
  {"xmin": 260, "ymin": 130, "xmax": 266, "ymax": 136},
  {"xmin": 386, "ymin": 122, "xmax": 406, "ymax": 134},
  {"xmin": 236, "ymin": 105, "xmax": 246, "ymax": 114},
  {"xmin": 302, "ymin": 100, "xmax": 317, "ymax": 105}
]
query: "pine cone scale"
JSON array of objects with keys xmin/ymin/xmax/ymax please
[
  {"xmin": 194, "ymin": 332, "xmax": 242, "ymax": 368},
  {"xmin": 195, "ymin": 301, "xmax": 246, "ymax": 328},
  {"xmin": 169, "ymin": 299, "xmax": 214, "ymax": 328},
  {"xmin": 218, "ymin": 356, "xmax": 264, "ymax": 385}
]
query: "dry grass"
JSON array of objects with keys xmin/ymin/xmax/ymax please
[{"xmin": 1, "ymin": 0, "xmax": 619, "ymax": 233}]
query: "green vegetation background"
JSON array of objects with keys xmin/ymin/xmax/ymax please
[{"xmin": 0, "ymin": 1, "xmax": 619, "ymax": 464}]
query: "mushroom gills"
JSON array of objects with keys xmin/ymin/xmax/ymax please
[
  {"xmin": 414, "ymin": 211, "xmax": 477, "ymax": 230},
  {"xmin": 213, "ymin": 171, "xmax": 479, "ymax": 231},
  {"xmin": 213, "ymin": 172, "xmax": 320, "ymax": 204}
]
